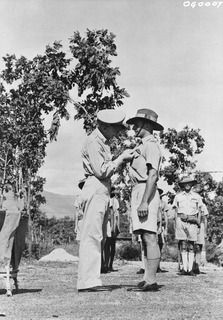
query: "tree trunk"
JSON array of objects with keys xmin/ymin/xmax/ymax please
[
  {"xmin": 26, "ymin": 170, "xmax": 33, "ymax": 259},
  {"xmin": 0, "ymin": 152, "xmax": 8, "ymax": 209}
]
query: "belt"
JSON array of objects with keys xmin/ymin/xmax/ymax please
[{"xmin": 137, "ymin": 180, "xmax": 147, "ymax": 184}]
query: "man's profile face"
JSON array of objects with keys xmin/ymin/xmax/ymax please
[
  {"xmin": 184, "ymin": 183, "xmax": 193, "ymax": 192},
  {"xmin": 107, "ymin": 124, "xmax": 124, "ymax": 139},
  {"xmin": 132, "ymin": 119, "xmax": 145, "ymax": 137}
]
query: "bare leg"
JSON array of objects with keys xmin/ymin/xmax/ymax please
[{"xmin": 109, "ymin": 238, "xmax": 116, "ymax": 270}]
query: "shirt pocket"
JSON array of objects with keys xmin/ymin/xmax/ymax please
[{"xmin": 190, "ymin": 198, "xmax": 198, "ymax": 210}]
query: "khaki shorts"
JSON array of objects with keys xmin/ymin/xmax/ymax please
[
  {"xmin": 175, "ymin": 217, "xmax": 198, "ymax": 242},
  {"xmin": 130, "ymin": 183, "xmax": 159, "ymax": 234}
]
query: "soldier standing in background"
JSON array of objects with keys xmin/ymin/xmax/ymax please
[
  {"xmin": 101, "ymin": 187, "xmax": 120, "ymax": 273},
  {"xmin": 173, "ymin": 176, "xmax": 202, "ymax": 276}
]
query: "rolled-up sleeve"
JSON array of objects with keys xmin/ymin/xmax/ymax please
[{"xmin": 144, "ymin": 142, "xmax": 161, "ymax": 171}]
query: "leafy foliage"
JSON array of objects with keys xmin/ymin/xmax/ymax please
[
  {"xmin": 69, "ymin": 29, "xmax": 129, "ymax": 133},
  {"xmin": 160, "ymin": 126, "xmax": 205, "ymax": 188},
  {"xmin": 0, "ymin": 42, "xmax": 72, "ymax": 254},
  {"xmin": 207, "ymin": 181, "xmax": 223, "ymax": 244}
]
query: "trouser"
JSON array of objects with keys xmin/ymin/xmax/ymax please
[
  {"xmin": 103, "ymin": 237, "xmax": 116, "ymax": 269},
  {"xmin": 77, "ymin": 177, "xmax": 110, "ymax": 290},
  {"xmin": 0, "ymin": 210, "xmax": 21, "ymax": 265}
]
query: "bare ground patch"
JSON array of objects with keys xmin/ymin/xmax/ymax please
[{"xmin": 0, "ymin": 260, "xmax": 222, "ymax": 320}]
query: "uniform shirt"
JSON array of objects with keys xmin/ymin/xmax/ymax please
[
  {"xmin": 173, "ymin": 191, "xmax": 203, "ymax": 216},
  {"xmin": 129, "ymin": 134, "xmax": 162, "ymax": 183},
  {"xmin": 81, "ymin": 128, "xmax": 116, "ymax": 180}
]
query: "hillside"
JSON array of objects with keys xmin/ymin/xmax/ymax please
[{"xmin": 40, "ymin": 191, "xmax": 75, "ymax": 219}]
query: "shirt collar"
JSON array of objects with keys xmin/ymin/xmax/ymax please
[
  {"xmin": 142, "ymin": 134, "xmax": 157, "ymax": 144},
  {"xmin": 182, "ymin": 190, "xmax": 193, "ymax": 195},
  {"xmin": 95, "ymin": 128, "xmax": 107, "ymax": 143}
]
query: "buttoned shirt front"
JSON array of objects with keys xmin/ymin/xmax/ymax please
[
  {"xmin": 81, "ymin": 128, "xmax": 116, "ymax": 180},
  {"xmin": 129, "ymin": 134, "xmax": 162, "ymax": 183},
  {"xmin": 173, "ymin": 191, "xmax": 203, "ymax": 216}
]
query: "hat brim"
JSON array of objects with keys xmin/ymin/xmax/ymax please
[
  {"xmin": 126, "ymin": 116, "xmax": 164, "ymax": 131},
  {"xmin": 179, "ymin": 180, "xmax": 197, "ymax": 186}
]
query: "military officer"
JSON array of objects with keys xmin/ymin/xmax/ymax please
[
  {"xmin": 127, "ymin": 108, "xmax": 163, "ymax": 291},
  {"xmin": 77, "ymin": 109, "xmax": 134, "ymax": 292}
]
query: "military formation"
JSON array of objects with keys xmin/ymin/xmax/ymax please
[{"xmin": 76, "ymin": 108, "xmax": 208, "ymax": 292}]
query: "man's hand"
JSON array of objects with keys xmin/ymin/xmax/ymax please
[
  {"xmin": 137, "ymin": 202, "xmax": 149, "ymax": 218},
  {"xmin": 180, "ymin": 213, "xmax": 188, "ymax": 222},
  {"xmin": 180, "ymin": 214, "xmax": 200, "ymax": 227},
  {"xmin": 121, "ymin": 149, "xmax": 134, "ymax": 161}
]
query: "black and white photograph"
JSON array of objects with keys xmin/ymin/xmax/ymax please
[{"xmin": 0, "ymin": 0, "xmax": 223, "ymax": 319}]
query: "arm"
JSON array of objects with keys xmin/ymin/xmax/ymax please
[
  {"xmin": 172, "ymin": 196, "xmax": 178, "ymax": 229},
  {"xmin": 137, "ymin": 168, "xmax": 158, "ymax": 218},
  {"xmin": 85, "ymin": 140, "xmax": 134, "ymax": 180}
]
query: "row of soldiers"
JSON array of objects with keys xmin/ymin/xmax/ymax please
[{"xmin": 76, "ymin": 107, "xmax": 208, "ymax": 293}]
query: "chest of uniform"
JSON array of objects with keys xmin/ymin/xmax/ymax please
[
  {"xmin": 131, "ymin": 145, "xmax": 145, "ymax": 170},
  {"xmin": 178, "ymin": 196, "xmax": 199, "ymax": 209}
]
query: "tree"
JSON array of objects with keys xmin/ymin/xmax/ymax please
[
  {"xmin": 160, "ymin": 126, "xmax": 205, "ymax": 189},
  {"xmin": 69, "ymin": 29, "xmax": 129, "ymax": 134},
  {"xmin": 207, "ymin": 181, "xmax": 223, "ymax": 244},
  {"xmin": 0, "ymin": 42, "xmax": 72, "ymax": 254}
]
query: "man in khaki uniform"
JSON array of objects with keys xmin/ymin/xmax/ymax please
[
  {"xmin": 173, "ymin": 176, "xmax": 202, "ymax": 276},
  {"xmin": 127, "ymin": 108, "xmax": 163, "ymax": 292},
  {"xmin": 77, "ymin": 109, "xmax": 134, "ymax": 292},
  {"xmin": 193, "ymin": 185, "xmax": 209, "ymax": 274},
  {"xmin": 102, "ymin": 187, "xmax": 120, "ymax": 272}
]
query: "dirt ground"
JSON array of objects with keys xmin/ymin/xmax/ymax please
[{"xmin": 0, "ymin": 259, "xmax": 222, "ymax": 320}]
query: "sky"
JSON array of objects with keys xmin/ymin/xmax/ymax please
[{"xmin": 1, "ymin": 0, "xmax": 223, "ymax": 195}]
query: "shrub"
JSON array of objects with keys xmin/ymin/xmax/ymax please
[
  {"xmin": 116, "ymin": 241, "xmax": 141, "ymax": 260},
  {"xmin": 161, "ymin": 243, "xmax": 178, "ymax": 262},
  {"xmin": 206, "ymin": 241, "xmax": 223, "ymax": 266}
]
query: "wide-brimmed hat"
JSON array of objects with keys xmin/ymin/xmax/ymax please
[
  {"xmin": 126, "ymin": 108, "xmax": 164, "ymax": 131},
  {"xmin": 97, "ymin": 109, "xmax": 126, "ymax": 128},
  {"xmin": 179, "ymin": 176, "xmax": 197, "ymax": 186}
]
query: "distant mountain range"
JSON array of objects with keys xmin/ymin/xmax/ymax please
[{"xmin": 40, "ymin": 191, "xmax": 76, "ymax": 219}]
